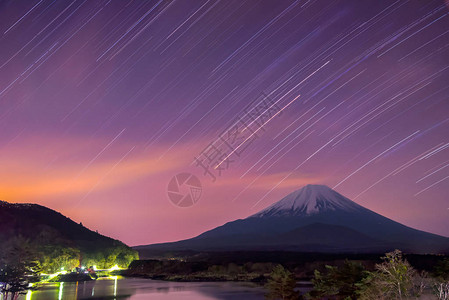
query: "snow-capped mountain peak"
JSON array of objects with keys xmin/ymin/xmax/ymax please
[{"xmin": 252, "ymin": 184, "xmax": 364, "ymax": 217}]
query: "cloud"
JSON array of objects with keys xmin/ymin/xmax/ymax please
[{"xmin": 0, "ymin": 134, "xmax": 195, "ymax": 201}]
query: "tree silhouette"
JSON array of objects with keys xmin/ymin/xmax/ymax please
[{"xmin": 0, "ymin": 237, "xmax": 41, "ymax": 300}]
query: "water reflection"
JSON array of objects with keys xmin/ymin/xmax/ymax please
[
  {"xmin": 113, "ymin": 276, "xmax": 117, "ymax": 297},
  {"xmin": 17, "ymin": 277, "xmax": 266, "ymax": 299},
  {"xmin": 58, "ymin": 282, "xmax": 63, "ymax": 300}
]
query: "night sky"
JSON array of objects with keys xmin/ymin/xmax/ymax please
[{"xmin": 0, "ymin": 0, "xmax": 448, "ymax": 246}]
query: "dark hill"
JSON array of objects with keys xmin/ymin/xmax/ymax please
[{"xmin": 0, "ymin": 200, "xmax": 138, "ymax": 272}]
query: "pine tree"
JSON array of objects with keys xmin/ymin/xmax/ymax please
[{"xmin": 265, "ymin": 264, "xmax": 300, "ymax": 300}]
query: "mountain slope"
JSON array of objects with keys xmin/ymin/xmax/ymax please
[{"xmin": 136, "ymin": 185, "xmax": 449, "ymax": 254}]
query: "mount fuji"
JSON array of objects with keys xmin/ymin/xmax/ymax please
[
  {"xmin": 252, "ymin": 184, "xmax": 365, "ymax": 217},
  {"xmin": 136, "ymin": 185, "xmax": 449, "ymax": 254}
]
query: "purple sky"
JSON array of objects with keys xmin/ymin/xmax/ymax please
[{"xmin": 0, "ymin": 0, "xmax": 448, "ymax": 246}]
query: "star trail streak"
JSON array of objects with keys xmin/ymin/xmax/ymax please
[{"xmin": 0, "ymin": 0, "xmax": 448, "ymax": 245}]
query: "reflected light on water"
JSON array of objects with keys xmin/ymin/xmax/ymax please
[
  {"xmin": 58, "ymin": 282, "xmax": 63, "ymax": 300},
  {"xmin": 16, "ymin": 277, "xmax": 266, "ymax": 299}
]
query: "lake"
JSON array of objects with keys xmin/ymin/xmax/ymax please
[{"xmin": 16, "ymin": 277, "xmax": 267, "ymax": 300}]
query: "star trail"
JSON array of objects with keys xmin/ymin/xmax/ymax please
[{"xmin": 0, "ymin": 0, "xmax": 448, "ymax": 245}]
